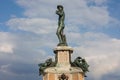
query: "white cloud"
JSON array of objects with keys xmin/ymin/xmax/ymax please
[
  {"xmin": 0, "ymin": 32, "xmax": 15, "ymax": 54},
  {"xmin": 7, "ymin": 18, "xmax": 57, "ymax": 34},
  {"xmin": 86, "ymin": 0, "xmax": 107, "ymax": 5},
  {"xmin": 0, "ymin": 32, "xmax": 52, "ymax": 64},
  {"xmin": 16, "ymin": 0, "xmax": 57, "ymax": 18},
  {"xmin": 0, "ymin": 64, "xmax": 19, "ymax": 76},
  {"xmin": 0, "ymin": 64, "xmax": 11, "ymax": 74},
  {"xmin": 0, "ymin": 44, "xmax": 14, "ymax": 53},
  {"xmin": 67, "ymin": 32, "xmax": 110, "ymax": 46}
]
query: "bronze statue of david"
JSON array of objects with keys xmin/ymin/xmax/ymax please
[{"xmin": 56, "ymin": 5, "xmax": 67, "ymax": 46}]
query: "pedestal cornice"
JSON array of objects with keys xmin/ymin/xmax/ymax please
[{"xmin": 53, "ymin": 46, "xmax": 73, "ymax": 53}]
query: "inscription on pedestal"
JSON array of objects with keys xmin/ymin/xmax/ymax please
[{"xmin": 58, "ymin": 51, "xmax": 69, "ymax": 63}]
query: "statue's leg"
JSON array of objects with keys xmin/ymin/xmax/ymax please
[
  {"xmin": 61, "ymin": 27, "xmax": 64, "ymax": 42},
  {"xmin": 63, "ymin": 35, "xmax": 67, "ymax": 45},
  {"xmin": 56, "ymin": 26, "xmax": 63, "ymax": 43},
  {"xmin": 61, "ymin": 27, "xmax": 67, "ymax": 46}
]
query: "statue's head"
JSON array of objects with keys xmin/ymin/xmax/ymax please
[
  {"xmin": 57, "ymin": 5, "xmax": 63, "ymax": 10},
  {"xmin": 77, "ymin": 57, "xmax": 82, "ymax": 59}
]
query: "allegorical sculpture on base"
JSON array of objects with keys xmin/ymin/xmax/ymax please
[{"xmin": 38, "ymin": 5, "xmax": 89, "ymax": 80}]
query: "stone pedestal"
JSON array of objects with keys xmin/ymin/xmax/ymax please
[
  {"xmin": 43, "ymin": 46, "xmax": 84, "ymax": 80},
  {"xmin": 54, "ymin": 46, "xmax": 73, "ymax": 67}
]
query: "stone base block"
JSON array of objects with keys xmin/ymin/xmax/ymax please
[
  {"xmin": 43, "ymin": 67, "xmax": 84, "ymax": 80},
  {"xmin": 43, "ymin": 72, "xmax": 84, "ymax": 80}
]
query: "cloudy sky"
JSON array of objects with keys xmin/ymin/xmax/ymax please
[{"xmin": 0, "ymin": 0, "xmax": 120, "ymax": 80}]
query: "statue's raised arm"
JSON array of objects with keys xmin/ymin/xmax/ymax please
[{"xmin": 56, "ymin": 5, "xmax": 67, "ymax": 46}]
